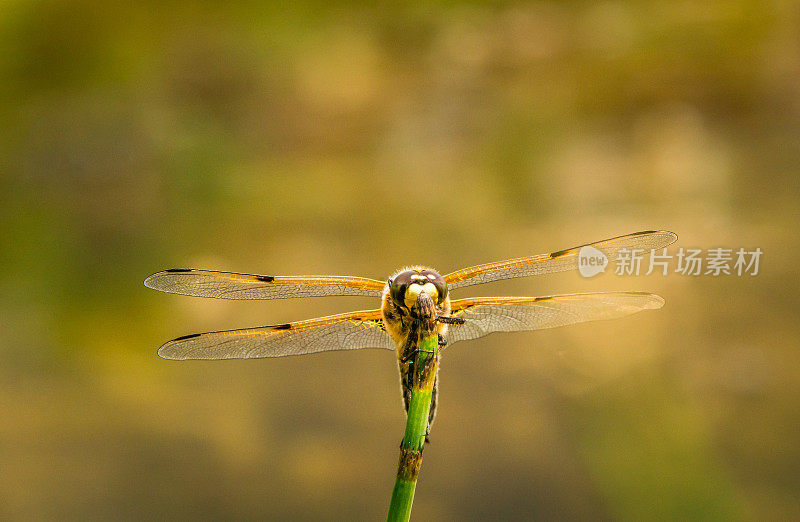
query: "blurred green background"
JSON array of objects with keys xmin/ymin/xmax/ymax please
[{"xmin": 1, "ymin": 1, "xmax": 798, "ymax": 520}]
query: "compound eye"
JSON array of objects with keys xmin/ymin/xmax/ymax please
[
  {"xmin": 420, "ymin": 270, "xmax": 448, "ymax": 304},
  {"xmin": 389, "ymin": 270, "xmax": 415, "ymax": 306},
  {"xmin": 389, "ymin": 282, "xmax": 406, "ymax": 306}
]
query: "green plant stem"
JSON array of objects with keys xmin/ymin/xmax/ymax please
[{"xmin": 387, "ymin": 330, "xmax": 439, "ymax": 522}]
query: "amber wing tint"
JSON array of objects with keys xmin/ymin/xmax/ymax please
[
  {"xmin": 144, "ymin": 269, "xmax": 385, "ymax": 300},
  {"xmin": 443, "ymin": 230, "xmax": 677, "ymax": 289},
  {"xmin": 158, "ymin": 309, "xmax": 394, "ymax": 360},
  {"xmin": 445, "ymin": 292, "xmax": 664, "ymax": 345}
]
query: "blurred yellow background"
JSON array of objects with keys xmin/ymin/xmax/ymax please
[{"xmin": 1, "ymin": 1, "xmax": 798, "ymax": 520}]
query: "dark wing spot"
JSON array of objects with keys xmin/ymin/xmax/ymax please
[
  {"xmin": 633, "ymin": 230, "xmax": 657, "ymax": 235},
  {"xmin": 173, "ymin": 333, "xmax": 201, "ymax": 341},
  {"xmin": 548, "ymin": 248, "xmax": 574, "ymax": 259},
  {"xmin": 272, "ymin": 323, "xmax": 291, "ymax": 330},
  {"xmin": 534, "ymin": 296, "xmax": 554, "ymax": 302},
  {"xmin": 256, "ymin": 275, "xmax": 275, "ymax": 282},
  {"xmin": 166, "ymin": 268, "xmax": 192, "ymax": 273}
]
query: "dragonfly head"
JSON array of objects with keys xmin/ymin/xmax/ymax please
[{"xmin": 389, "ymin": 268, "xmax": 448, "ymax": 310}]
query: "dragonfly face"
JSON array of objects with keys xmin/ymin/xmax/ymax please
[
  {"xmin": 388, "ymin": 268, "xmax": 448, "ymax": 310},
  {"xmin": 145, "ymin": 230, "xmax": 677, "ymax": 435}
]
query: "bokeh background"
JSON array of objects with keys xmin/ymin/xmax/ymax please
[{"xmin": 2, "ymin": 1, "xmax": 799, "ymax": 520}]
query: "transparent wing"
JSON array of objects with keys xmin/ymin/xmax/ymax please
[
  {"xmin": 158, "ymin": 309, "xmax": 394, "ymax": 360},
  {"xmin": 444, "ymin": 230, "xmax": 677, "ymax": 289},
  {"xmin": 144, "ymin": 269, "xmax": 385, "ymax": 300},
  {"xmin": 445, "ymin": 292, "xmax": 664, "ymax": 345}
]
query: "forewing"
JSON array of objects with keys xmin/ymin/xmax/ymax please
[
  {"xmin": 144, "ymin": 269, "xmax": 385, "ymax": 300},
  {"xmin": 158, "ymin": 309, "xmax": 394, "ymax": 360},
  {"xmin": 445, "ymin": 292, "xmax": 664, "ymax": 345},
  {"xmin": 444, "ymin": 230, "xmax": 677, "ymax": 289}
]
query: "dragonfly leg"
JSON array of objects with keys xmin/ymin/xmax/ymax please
[
  {"xmin": 438, "ymin": 334, "xmax": 447, "ymax": 348},
  {"xmin": 425, "ymin": 374, "xmax": 439, "ymax": 444},
  {"xmin": 402, "ymin": 371, "xmax": 412, "ymax": 413},
  {"xmin": 400, "ymin": 347, "xmax": 435, "ymax": 363},
  {"xmin": 400, "ymin": 349, "xmax": 415, "ymax": 364}
]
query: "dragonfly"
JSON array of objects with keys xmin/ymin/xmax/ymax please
[{"xmin": 145, "ymin": 230, "xmax": 677, "ymax": 433}]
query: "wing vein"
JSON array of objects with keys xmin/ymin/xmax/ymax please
[{"xmin": 444, "ymin": 230, "xmax": 677, "ymax": 289}]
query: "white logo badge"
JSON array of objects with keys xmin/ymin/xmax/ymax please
[{"xmin": 578, "ymin": 246, "xmax": 608, "ymax": 278}]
